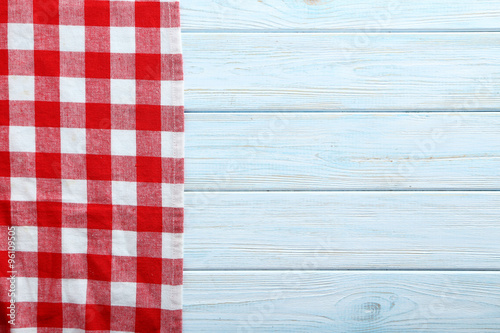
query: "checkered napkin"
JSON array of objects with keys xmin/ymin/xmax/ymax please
[{"xmin": 0, "ymin": 0, "xmax": 184, "ymax": 331}]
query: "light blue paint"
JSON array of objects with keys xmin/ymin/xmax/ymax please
[
  {"xmin": 184, "ymin": 192, "xmax": 500, "ymax": 269},
  {"xmin": 185, "ymin": 112, "xmax": 500, "ymax": 190},
  {"xmin": 182, "ymin": 33, "xmax": 500, "ymax": 111},
  {"xmin": 183, "ymin": 271, "xmax": 500, "ymax": 332},
  {"xmin": 181, "ymin": 0, "xmax": 500, "ymax": 31},
  {"xmin": 181, "ymin": 0, "xmax": 500, "ymax": 331}
]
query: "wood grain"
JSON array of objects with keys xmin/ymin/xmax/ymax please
[
  {"xmin": 183, "ymin": 33, "xmax": 500, "ymax": 111},
  {"xmin": 181, "ymin": 0, "xmax": 500, "ymax": 31},
  {"xmin": 184, "ymin": 192, "xmax": 500, "ymax": 270},
  {"xmin": 181, "ymin": 3, "xmax": 500, "ymax": 331},
  {"xmin": 185, "ymin": 112, "xmax": 500, "ymax": 190},
  {"xmin": 184, "ymin": 271, "xmax": 500, "ymax": 332}
]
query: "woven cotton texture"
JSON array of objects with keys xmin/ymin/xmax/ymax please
[{"xmin": 0, "ymin": 0, "xmax": 184, "ymax": 331}]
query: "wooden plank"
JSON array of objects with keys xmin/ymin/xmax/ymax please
[
  {"xmin": 181, "ymin": 0, "xmax": 500, "ymax": 31},
  {"xmin": 185, "ymin": 113, "xmax": 500, "ymax": 190},
  {"xmin": 184, "ymin": 192, "xmax": 500, "ymax": 270},
  {"xmin": 183, "ymin": 33, "xmax": 500, "ymax": 111},
  {"xmin": 184, "ymin": 271, "xmax": 500, "ymax": 332}
]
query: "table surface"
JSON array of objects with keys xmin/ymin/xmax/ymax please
[{"xmin": 180, "ymin": 1, "xmax": 500, "ymax": 331}]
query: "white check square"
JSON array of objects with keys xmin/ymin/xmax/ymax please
[
  {"xmin": 62, "ymin": 228, "xmax": 88, "ymax": 254},
  {"xmin": 161, "ymin": 81, "xmax": 183, "ymax": 106},
  {"xmin": 59, "ymin": 25, "xmax": 85, "ymax": 52},
  {"xmin": 62, "ymin": 179, "xmax": 87, "ymax": 204},
  {"xmin": 161, "ymin": 285, "xmax": 182, "ymax": 310},
  {"xmin": 60, "ymin": 77, "xmax": 86, "ymax": 103},
  {"xmin": 10, "ymin": 177, "xmax": 36, "ymax": 202},
  {"xmin": 111, "ymin": 79, "xmax": 136, "ymax": 105},
  {"xmin": 11, "ymin": 329, "xmax": 38, "ymax": 333},
  {"xmin": 111, "ymin": 282, "xmax": 136, "ymax": 307},
  {"xmin": 110, "ymin": 27, "xmax": 136, "ymax": 53},
  {"xmin": 8, "ymin": 76, "xmax": 35, "ymax": 101},
  {"xmin": 61, "ymin": 128, "xmax": 86, "ymax": 154},
  {"xmin": 16, "ymin": 277, "xmax": 38, "ymax": 302},
  {"xmin": 111, "ymin": 129, "xmax": 136, "ymax": 156},
  {"xmin": 162, "ymin": 183, "xmax": 183, "ymax": 208},
  {"xmin": 16, "ymin": 226, "xmax": 38, "ymax": 252},
  {"xmin": 161, "ymin": 132, "xmax": 184, "ymax": 158},
  {"xmin": 8, "ymin": 23, "xmax": 34, "ymax": 50},
  {"xmin": 112, "ymin": 181, "xmax": 137, "ymax": 206},
  {"xmin": 162, "ymin": 233, "xmax": 183, "ymax": 259},
  {"xmin": 62, "ymin": 279, "xmax": 87, "ymax": 304},
  {"xmin": 112, "ymin": 229, "xmax": 137, "ymax": 257},
  {"xmin": 9, "ymin": 126, "xmax": 36, "ymax": 152},
  {"xmin": 160, "ymin": 28, "xmax": 182, "ymax": 54}
]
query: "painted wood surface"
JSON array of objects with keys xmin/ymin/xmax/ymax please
[
  {"xmin": 181, "ymin": 1, "xmax": 500, "ymax": 330},
  {"xmin": 185, "ymin": 112, "xmax": 500, "ymax": 190},
  {"xmin": 181, "ymin": 0, "xmax": 500, "ymax": 31},
  {"xmin": 183, "ymin": 33, "xmax": 500, "ymax": 111},
  {"xmin": 184, "ymin": 192, "xmax": 500, "ymax": 270},
  {"xmin": 184, "ymin": 271, "xmax": 500, "ymax": 332}
]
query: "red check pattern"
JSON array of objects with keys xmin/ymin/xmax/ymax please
[{"xmin": 0, "ymin": 0, "xmax": 184, "ymax": 331}]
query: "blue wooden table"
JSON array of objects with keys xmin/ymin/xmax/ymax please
[{"xmin": 180, "ymin": 1, "xmax": 500, "ymax": 331}]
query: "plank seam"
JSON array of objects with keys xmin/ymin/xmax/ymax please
[
  {"xmin": 185, "ymin": 189, "xmax": 500, "ymax": 192},
  {"xmin": 182, "ymin": 30, "xmax": 500, "ymax": 33},
  {"xmin": 184, "ymin": 269, "xmax": 500, "ymax": 272}
]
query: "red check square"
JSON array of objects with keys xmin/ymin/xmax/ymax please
[
  {"xmin": 137, "ymin": 257, "xmax": 162, "ymax": 284},
  {"xmin": 33, "ymin": 0, "xmax": 59, "ymax": 25},
  {"xmin": 0, "ymin": 50, "xmax": 8, "ymax": 75},
  {"xmin": 38, "ymin": 252, "xmax": 62, "ymax": 279},
  {"xmin": 35, "ymin": 101, "xmax": 61, "ymax": 127},
  {"xmin": 88, "ymin": 254, "xmax": 112, "ymax": 281},
  {"xmin": 84, "ymin": 0, "xmax": 110, "ymax": 27},
  {"xmin": 34, "ymin": 51, "xmax": 60, "ymax": 77},
  {"xmin": 136, "ymin": 53, "xmax": 161, "ymax": 80},
  {"xmin": 87, "ymin": 154, "xmax": 112, "ymax": 180},
  {"xmin": 136, "ymin": 307, "xmax": 162, "ymax": 332},
  {"xmin": 38, "ymin": 302, "xmax": 63, "ymax": 328},
  {"xmin": 86, "ymin": 103, "xmax": 111, "ymax": 129},
  {"xmin": 137, "ymin": 206, "xmax": 162, "ymax": 232},
  {"xmin": 0, "ymin": 101, "xmax": 8, "ymax": 126},
  {"xmin": 86, "ymin": 52, "xmax": 111, "ymax": 79},
  {"xmin": 137, "ymin": 156, "xmax": 161, "ymax": 183},
  {"xmin": 36, "ymin": 152, "xmax": 62, "ymax": 178},
  {"xmin": 86, "ymin": 304, "xmax": 111, "ymax": 331},
  {"xmin": 135, "ymin": 2, "xmax": 160, "ymax": 28},
  {"xmin": 87, "ymin": 203, "xmax": 113, "ymax": 230},
  {"xmin": 136, "ymin": 105, "xmax": 161, "ymax": 131},
  {"xmin": 37, "ymin": 201, "xmax": 62, "ymax": 227},
  {"xmin": 0, "ymin": 152, "xmax": 9, "ymax": 177}
]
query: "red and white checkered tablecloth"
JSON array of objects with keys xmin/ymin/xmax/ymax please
[{"xmin": 0, "ymin": 0, "xmax": 184, "ymax": 331}]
